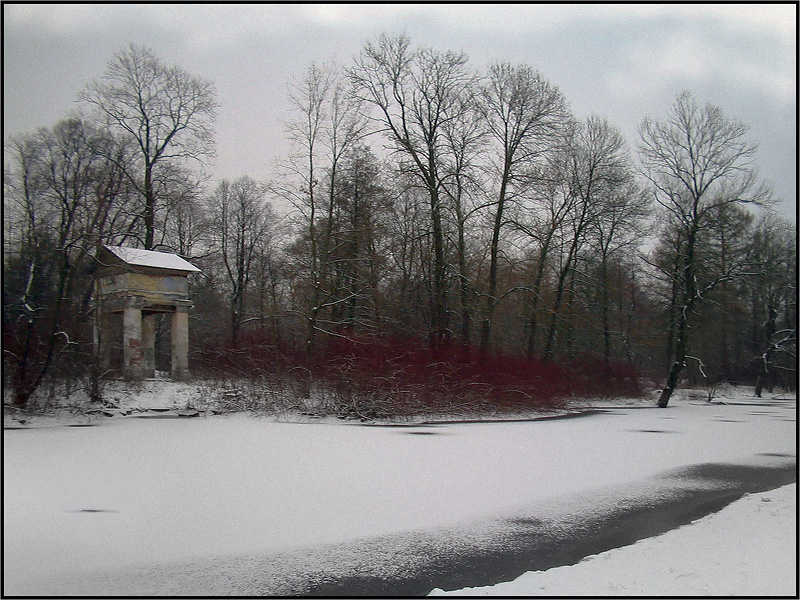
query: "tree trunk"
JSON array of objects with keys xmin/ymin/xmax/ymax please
[
  {"xmin": 754, "ymin": 373, "xmax": 765, "ymax": 398},
  {"xmin": 543, "ymin": 262, "xmax": 571, "ymax": 360},
  {"xmin": 658, "ymin": 359, "xmax": 683, "ymax": 407},
  {"xmin": 658, "ymin": 228, "xmax": 697, "ymax": 407},
  {"xmin": 144, "ymin": 163, "xmax": 155, "ymax": 250},
  {"xmin": 480, "ymin": 166, "xmax": 510, "ymax": 358},
  {"xmin": 755, "ymin": 305, "xmax": 778, "ymax": 398},
  {"xmin": 429, "ymin": 186, "xmax": 449, "ymax": 350},
  {"xmin": 13, "ymin": 251, "xmax": 72, "ymax": 407},
  {"xmin": 600, "ymin": 255, "xmax": 611, "ymax": 366},
  {"xmin": 658, "ymin": 298, "xmax": 689, "ymax": 407},
  {"xmin": 452, "ymin": 176, "xmax": 471, "ymax": 347},
  {"xmin": 526, "ymin": 252, "xmax": 548, "ymax": 360}
]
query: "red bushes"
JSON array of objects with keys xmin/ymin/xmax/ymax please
[
  {"xmin": 195, "ymin": 331, "xmax": 645, "ymax": 419},
  {"xmin": 317, "ymin": 334, "xmax": 644, "ymax": 418}
]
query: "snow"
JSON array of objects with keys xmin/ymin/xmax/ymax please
[
  {"xmin": 429, "ymin": 483, "xmax": 796, "ymax": 597},
  {"xmin": 103, "ymin": 245, "xmax": 201, "ymax": 272},
  {"xmin": 3, "ymin": 384, "xmax": 796, "ymax": 596}
]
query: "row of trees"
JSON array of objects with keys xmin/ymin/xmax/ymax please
[
  {"xmin": 4, "ymin": 37, "xmax": 796, "ymax": 411},
  {"xmin": 280, "ymin": 38, "xmax": 650, "ymax": 361}
]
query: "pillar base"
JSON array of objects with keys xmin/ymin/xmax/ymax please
[
  {"xmin": 171, "ymin": 305, "xmax": 190, "ymax": 381},
  {"xmin": 123, "ymin": 305, "xmax": 144, "ymax": 381}
]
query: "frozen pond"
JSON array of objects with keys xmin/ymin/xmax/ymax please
[{"xmin": 3, "ymin": 392, "xmax": 796, "ymax": 595}]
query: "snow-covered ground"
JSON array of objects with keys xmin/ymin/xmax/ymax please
[
  {"xmin": 3, "ymin": 383, "xmax": 796, "ymax": 596},
  {"xmin": 430, "ymin": 483, "xmax": 796, "ymax": 596}
]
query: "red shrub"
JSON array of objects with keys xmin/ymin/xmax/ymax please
[
  {"xmin": 195, "ymin": 330, "xmax": 645, "ymax": 418},
  {"xmin": 315, "ymin": 334, "xmax": 644, "ymax": 418}
]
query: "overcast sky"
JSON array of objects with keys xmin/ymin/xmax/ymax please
[{"xmin": 3, "ymin": 3, "xmax": 796, "ymax": 218}]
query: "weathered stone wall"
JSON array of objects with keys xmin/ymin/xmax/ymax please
[{"xmin": 96, "ymin": 274, "xmax": 193, "ymax": 381}]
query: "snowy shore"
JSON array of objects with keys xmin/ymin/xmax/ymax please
[
  {"xmin": 430, "ymin": 483, "xmax": 796, "ymax": 596},
  {"xmin": 3, "ymin": 384, "xmax": 796, "ymax": 596}
]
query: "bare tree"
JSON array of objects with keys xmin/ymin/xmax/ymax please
[
  {"xmin": 535, "ymin": 116, "xmax": 631, "ymax": 360},
  {"xmin": 3, "ymin": 118, "xmax": 135, "ymax": 406},
  {"xmin": 748, "ymin": 214, "xmax": 796, "ymax": 396},
  {"xmin": 516, "ymin": 146, "xmax": 575, "ymax": 359},
  {"xmin": 382, "ymin": 177, "xmax": 430, "ymax": 338},
  {"xmin": 338, "ymin": 147, "xmax": 388, "ymax": 325},
  {"xmin": 477, "ymin": 62, "xmax": 570, "ymax": 357},
  {"xmin": 349, "ymin": 34, "xmax": 475, "ymax": 349},
  {"xmin": 80, "ymin": 43, "xmax": 218, "ymax": 250},
  {"xmin": 694, "ymin": 203, "xmax": 754, "ymax": 382},
  {"xmin": 207, "ymin": 177, "xmax": 275, "ymax": 346},
  {"xmin": 282, "ymin": 62, "xmax": 330, "ymax": 357},
  {"xmin": 558, "ymin": 116, "xmax": 649, "ymax": 365},
  {"xmin": 638, "ymin": 91, "xmax": 771, "ymax": 407},
  {"xmin": 151, "ymin": 162, "xmax": 208, "ymax": 256},
  {"xmin": 438, "ymin": 75, "xmax": 485, "ymax": 346},
  {"xmin": 280, "ymin": 62, "xmax": 366, "ymax": 357},
  {"xmin": 588, "ymin": 178, "xmax": 651, "ymax": 365}
]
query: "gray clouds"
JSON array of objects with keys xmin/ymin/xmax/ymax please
[{"xmin": 3, "ymin": 4, "xmax": 795, "ymax": 217}]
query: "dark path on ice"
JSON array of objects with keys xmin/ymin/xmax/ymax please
[
  {"xmin": 39, "ymin": 455, "xmax": 795, "ymax": 596},
  {"xmin": 300, "ymin": 459, "xmax": 797, "ymax": 597}
]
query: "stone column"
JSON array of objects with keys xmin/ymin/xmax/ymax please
[
  {"xmin": 123, "ymin": 301, "xmax": 143, "ymax": 381},
  {"xmin": 94, "ymin": 311, "xmax": 113, "ymax": 375},
  {"xmin": 171, "ymin": 304, "xmax": 190, "ymax": 381},
  {"xmin": 142, "ymin": 313, "xmax": 157, "ymax": 379}
]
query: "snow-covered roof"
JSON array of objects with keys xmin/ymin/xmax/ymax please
[{"xmin": 102, "ymin": 245, "xmax": 200, "ymax": 273}]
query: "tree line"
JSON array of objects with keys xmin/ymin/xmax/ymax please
[{"xmin": 4, "ymin": 37, "xmax": 796, "ymax": 411}]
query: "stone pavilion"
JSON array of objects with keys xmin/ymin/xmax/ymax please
[{"xmin": 94, "ymin": 245, "xmax": 201, "ymax": 381}]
